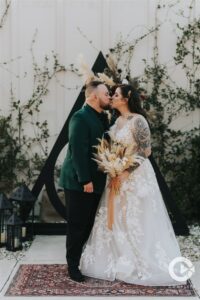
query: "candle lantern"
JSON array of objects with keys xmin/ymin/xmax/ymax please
[
  {"xmin": 6, "ymin": 213, "xmax": 23, "ymax": 252},
  {"xmin": 0, "ymin": 193, "xmax": 13, "ymax": 247},
  {"xmin": 9, "ymin": 184, "xmax": 36, "ymax": 241}
]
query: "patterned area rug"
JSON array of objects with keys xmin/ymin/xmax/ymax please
[{"xmin": 5, "ymin": 264, "xmax": 195, "ymax": 297}]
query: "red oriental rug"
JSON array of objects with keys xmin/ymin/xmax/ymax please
[{"xmin": 5, "ymin": 264, "xmax": 195, "ymax": 297}]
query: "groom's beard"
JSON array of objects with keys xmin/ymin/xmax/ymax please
[
  {"xmin": 101, "ymin": 104, "xmax": 111, "ymax": 110},
  {"xmin": 99, "ymin": 102, "xmax": 111, "ymax": 111}
]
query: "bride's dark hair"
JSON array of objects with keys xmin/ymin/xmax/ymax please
[{"xmin": 114, "ymin": 84, "xmax": 147, "ymax": 118}]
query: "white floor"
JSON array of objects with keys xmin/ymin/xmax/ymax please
[{"xmin": 0, "ymin": 236, "xmax": 199, "ymax": 300}]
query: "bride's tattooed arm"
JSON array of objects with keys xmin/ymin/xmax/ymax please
[
  {"xmin": 126, "ymin": 116, "xmax": 151, "ymax": 174},
  {"xmin": 133, "ymin": 117, "xmax": 151, "ymax": 158}
]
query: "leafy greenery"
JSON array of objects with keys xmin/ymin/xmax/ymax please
[{"xmin": 0, "ymin": 48, "xmax": 66, "ymax": 192}]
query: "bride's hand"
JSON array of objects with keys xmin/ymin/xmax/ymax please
[{"xmin": 118, "ymin": 170, "xmax": 130, "ymax": 182}]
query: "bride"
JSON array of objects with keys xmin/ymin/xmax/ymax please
[{"xmin": 80, "ymin": 84, "xmax": 185, "ymax": 286}]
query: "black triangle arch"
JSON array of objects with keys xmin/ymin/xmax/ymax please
[{"xmin": 28, "ymin": 51, "xmax": 188, "ymax": 235}]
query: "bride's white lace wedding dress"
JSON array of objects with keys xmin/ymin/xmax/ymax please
[{"xmin": 80, "ymin": 114, "xmax": 184, "ymax": 286}]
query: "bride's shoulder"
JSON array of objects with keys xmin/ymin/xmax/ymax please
[
  {"xmin": 130, "ymin": 114, "xmax": 150, "ymax": 129},
  {"xmin": 131, "ymin": 113, "xmax": 146, "ymax": 122}
]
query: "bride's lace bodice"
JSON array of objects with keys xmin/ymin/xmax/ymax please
[{"xmin": 109, "ymin": 114, "xmax": 151, "ymax": 159}]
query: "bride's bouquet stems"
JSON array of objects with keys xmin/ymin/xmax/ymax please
[{"xmin": 107, "ymin": 176, "xmax": 121, "ymax": 230}]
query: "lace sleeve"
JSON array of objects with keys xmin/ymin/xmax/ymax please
[{"xmin": 132, "ymin": 115, "xmax": 151, "ymax": 158}]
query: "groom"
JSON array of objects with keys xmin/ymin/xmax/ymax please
[{"xmin": 59, "ymin": 81, "xmax": 111, "ymax": 282}]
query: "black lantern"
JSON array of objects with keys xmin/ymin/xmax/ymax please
[
  {"xmin": 9, "ymin": 184, "xmax": 36, "ymax": 241},
  {"xmin": 0, "ymin": 193, "xmax": 13, "ymax": 247},
  {"xmin": 6, "ymin": 213, "xmax": 23, "ymax": 251}
]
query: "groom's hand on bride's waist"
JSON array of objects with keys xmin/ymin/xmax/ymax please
[{"xmin": 83, "ymin": 182, "xmax": 94, "ymax": 193}]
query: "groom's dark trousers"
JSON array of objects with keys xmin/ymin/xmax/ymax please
[{"xmin": 64, "ymin": 190, "xmax": 102, "ymax": 269}]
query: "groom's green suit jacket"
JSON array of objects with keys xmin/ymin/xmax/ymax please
[{"xmin": 59, "ymin": 104, "xmax": 107, "ymax": 194}]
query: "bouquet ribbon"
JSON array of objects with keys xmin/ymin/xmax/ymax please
[{"xmin": 107, "ymin": 176, "xmax": 121, "ymax": 230}]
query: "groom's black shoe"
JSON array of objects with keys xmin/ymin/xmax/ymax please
[{"xmin": 68, "ymin": 268, "xmax": 85, "ymax": 282}]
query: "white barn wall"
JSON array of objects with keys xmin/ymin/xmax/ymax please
[{"xmin": 0, "ymin": 0, "xmax": 200, "ymax": 164}]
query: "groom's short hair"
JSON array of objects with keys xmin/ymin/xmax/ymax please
[{"xmin": 85, "ymin": 80, "xmax": 104, "ymax": 98}]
